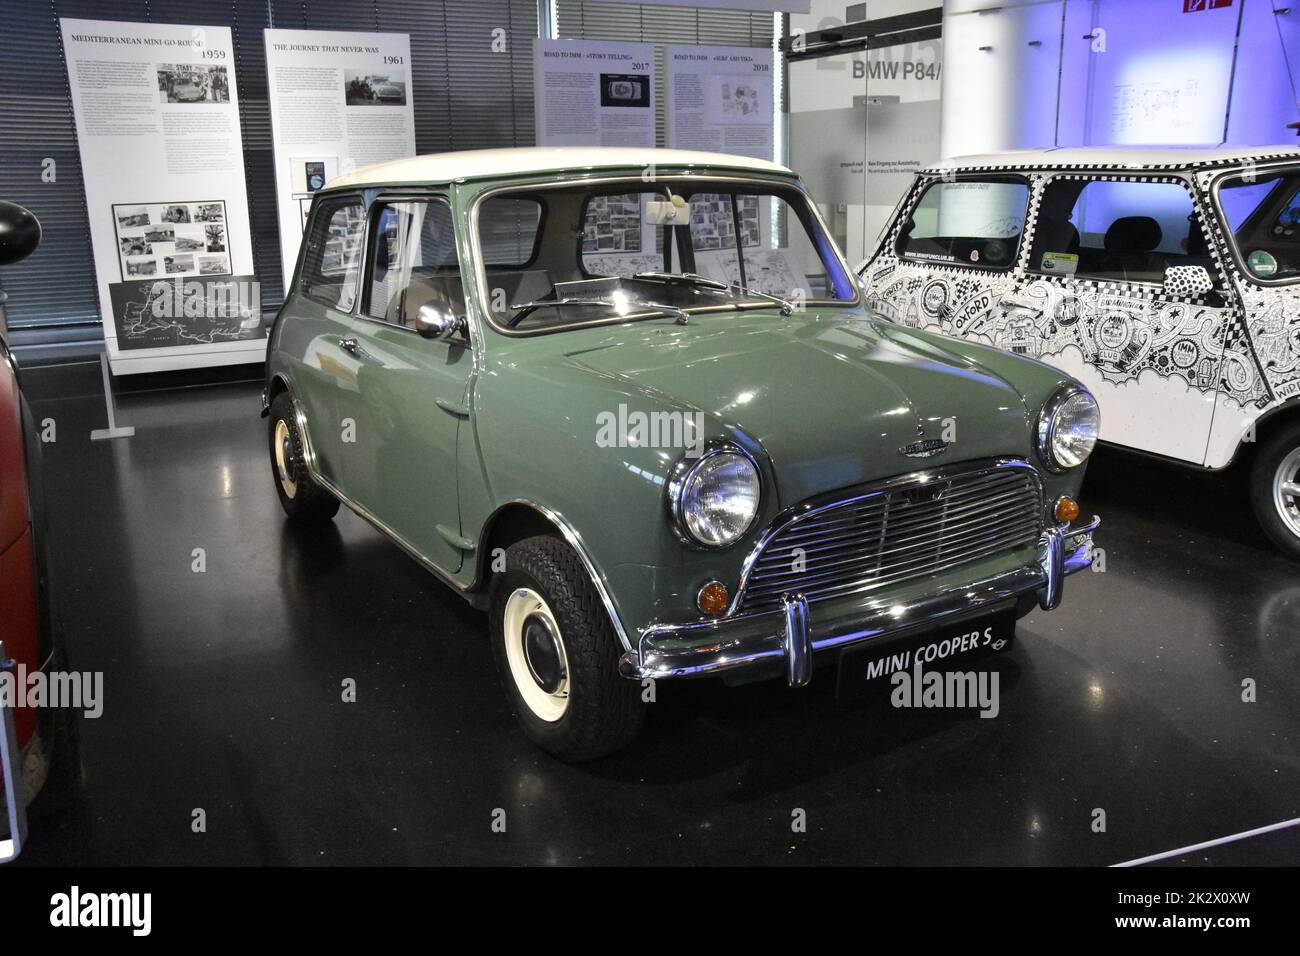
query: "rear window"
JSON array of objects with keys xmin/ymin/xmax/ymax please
[{"xmin": 899, "ymin": 178, "xmax": 1029, "ymax": 269}]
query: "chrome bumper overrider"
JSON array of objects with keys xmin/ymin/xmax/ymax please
[
  {"xmin": 618, "ymin": 517, "xmax": 1100, "ymax": 687},
  {"xmin": 1, "ymin": 642, "xmax": 27, "ymax": 863}
]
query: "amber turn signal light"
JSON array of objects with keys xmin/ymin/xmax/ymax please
[
  {"xmin": 697, "ymin": 580, "xmax": 730, "ymax": 615},
  {"xmin": 1054, "ymin": 496, "xmax": 1080, "ymax": 524}
]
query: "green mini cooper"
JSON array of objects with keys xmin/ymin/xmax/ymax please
[{"xmin": 263, "ymin": 147, "xmax": 1101, "ymax": 760}]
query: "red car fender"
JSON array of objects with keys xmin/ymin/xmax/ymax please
[{"xmin": 0, "ymin": 355, "xmax": 38, "ymax": 749}]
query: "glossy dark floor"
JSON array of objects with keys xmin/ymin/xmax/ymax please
[{"xmin": 14, "ymin": 361, "xmax": 1300, "ymax": 866}]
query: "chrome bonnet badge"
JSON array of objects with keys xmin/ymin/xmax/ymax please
[{"xmin": 899, "ymin": 438, "xmax": 950, "ymax": 459}]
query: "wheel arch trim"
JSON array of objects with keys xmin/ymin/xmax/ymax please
[
  {"xmin": 1224, "ymin": 396, "xmax": 1300, "ymax": 469},
  {"xmin": 475, "ymin": 498, "xmax": 633, "ymax": 653},
  {"xmin": 261, "ymin": 371, "xmax": 292, "ymax": 417}
]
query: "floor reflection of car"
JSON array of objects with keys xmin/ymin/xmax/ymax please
[
  {"xmin": 0, "ymin": 200, "xmax": 79, "ymax": 863},
  {"xmin": 264, "ymin": 147, "xmax": 1101, "ymax": 761},
  {"xmin": 861, "ymin": 146, "xmax": 1300, "ymax": 560}
]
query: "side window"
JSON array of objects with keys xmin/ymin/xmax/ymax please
[
  {"xmin": 899, "ymin": 179, "xmax": 1029, "ymax": 269},
  {"xmin": 300, "ymin": 196, "xmax": 365, "ymax": 311},
  {"xmin": 365, "ymin": 199, "xmax": 466, "ymax": 329},
  {"xmin": 1030, "ymin": 179, "xmax": 1210, "ymax": 285}
]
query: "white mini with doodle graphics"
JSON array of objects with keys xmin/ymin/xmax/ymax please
[{"xmin": 860, "ymin": 146, "xmax": 1300, "ymax": 559}]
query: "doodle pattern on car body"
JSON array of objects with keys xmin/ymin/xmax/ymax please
[
  {"xmin": 1192, "ymin": 168, "xmax": 1300, "ymax": 407},
  {"xmin": 864, "ymin": 169, "xmax": 1288, "ymax": 412}
]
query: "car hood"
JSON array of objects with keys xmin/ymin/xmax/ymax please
[{"xmin": 552, "ymin": 310, "xmax": 1039, "ymax": 506}]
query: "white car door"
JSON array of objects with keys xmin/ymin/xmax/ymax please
[{"xmin": 1014, "ymin": 175, "xmax": 1237, "ymax": 465}]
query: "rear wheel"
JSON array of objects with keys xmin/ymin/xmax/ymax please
[
  {"xmin": 1250, "ymin": 421, "xmax": 1300, "ymax": 561},
  {"xmin": 489, "ymin": 536, "xmax": 645, "ymax": 761},
  {"xmin": 268, "ymin": 392, "xmax": 339, "ymax": 523}
]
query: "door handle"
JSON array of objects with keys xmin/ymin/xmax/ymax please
[
  {"xmin": 338, "ymin": 337, "xmax": 360, "ymax": 355},
  {"xmin": 435, "ymin": 398, "xmax": 470, "ymax": 418}
]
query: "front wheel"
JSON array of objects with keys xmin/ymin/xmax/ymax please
[
  {"xmin": 1250, "ymin": 421, "xmax": 1300, "ymax": 561},
  {"xmin": 489, "ymin": 536, "xmax": 646, "ymax": 761}
]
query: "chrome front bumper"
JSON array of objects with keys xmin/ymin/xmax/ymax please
[
  {"xmin": 619, "ymin": 517, "xmax": 1099, "ymax": 687},
  {"xmin": 1, "ymin": 642, "xmax": 27, "ymax": 863}
]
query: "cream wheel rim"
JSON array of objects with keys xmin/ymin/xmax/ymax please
[
  {"xmin": 274, "ymin": 418, "xmax": 298, "ymax": 499},
  {"xmin": 502, "ymin": 587, "xmax": 570, "ymax": 722}
]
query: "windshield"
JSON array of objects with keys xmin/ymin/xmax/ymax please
[
  {"xmin": 472, "ymin": 180, "xmax": 857, "ymax": 332},
  {"xmin": 1217, "ymin": 167, "xmax": 1300, "ymax": 282}
]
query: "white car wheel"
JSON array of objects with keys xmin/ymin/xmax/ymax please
[
  {"xmin": 273, "ymin": 417, "xmax": 298, "ymax": 499},
  {"xmin": 501, "ymin": 587, "xmax": 570, "ymax": 722}
]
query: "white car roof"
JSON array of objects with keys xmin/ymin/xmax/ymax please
[
  {"xmin": 325, "ymin": 147, "xmax": 794, "ymax": 189},
  {"xmin": 925, "ymin": 145, "xmax": 1300, "ymax": 173}
]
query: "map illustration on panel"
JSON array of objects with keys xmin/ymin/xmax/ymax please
[{"xmin": 107, "ymin": 274, "xmax": 264, "ymax": 351}]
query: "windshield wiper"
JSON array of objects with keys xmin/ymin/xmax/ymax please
[
  {"xmin": 633, "ymin": 270, "xmax": 728, "ymax": 291},
  {"xmin": 728, "ymin": 283, "xmax": 795, "ymax": 315},
  {"xmin": 508, "ymin": 296, "xmax": 692, "ymax": 326},
  {"xmin": 632, "ymin": 271, "xmax": 794, "ymax": 315}
]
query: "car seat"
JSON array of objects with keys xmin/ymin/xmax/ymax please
[{"xmin": 1100, "ymin": 216, "xmax": 1163, "ymax": 281}]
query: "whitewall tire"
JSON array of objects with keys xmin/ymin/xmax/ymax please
[{"xmin": 489, "ymin": 535, "xmax": 646, "ymax": 761}]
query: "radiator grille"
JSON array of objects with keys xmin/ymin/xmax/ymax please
[{"xmin": 737, "ymin": 464, "xmax": 1043, "ymax": 613}]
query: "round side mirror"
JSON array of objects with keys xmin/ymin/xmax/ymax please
[
  {"xmin": 414, "ymin": 304, "xmax": 466, "ymax": 342},
  {"xmin": 0, "ymin": 201, "xmax": 41, "ymax": 267}
]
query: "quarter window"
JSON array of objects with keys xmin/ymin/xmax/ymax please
[
  {"xmin": 300, "ymin": 196, "xmax": 364, "ymax": 311},
  {"xmin": 899, "ymin": 179, "xmax": 1029, "ymax": 269},
  {"xmin": 1029, "ymin": 179, "xmax": 1212, "ymax": 285},
  {"xmin": 365, "ymin": 199, "xmax": 466, "ymax": 329}
]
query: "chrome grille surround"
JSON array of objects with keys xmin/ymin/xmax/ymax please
[{"xmin": 733, "ymin": 459, "xmax": 1044, "ymax": 614}]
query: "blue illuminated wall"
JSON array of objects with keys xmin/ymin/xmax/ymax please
[{"xmin": 941, "ymin": 0, "xmax": 1300, "ymax": 156}]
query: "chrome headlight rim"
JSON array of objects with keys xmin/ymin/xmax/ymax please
[
  {"xmin": 667, "ymin": 444, "xmax": 762, "ymax": 550},
  {"xmin": 1037, "ymin": 384, "xmax": 1100, "ymax": 473}
]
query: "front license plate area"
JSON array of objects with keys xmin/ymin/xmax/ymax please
[{"xmin": 835, "ymin": 609, "xmax": 1016, "ymax": 703}]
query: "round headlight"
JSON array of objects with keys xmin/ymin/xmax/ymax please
[
  {"xmin": 1038, "ymin": 388, "xmax": 1100, "ymax": 471},
  {"xmin": 674, "ymin": 451, "xmax": 761, "ymax": 548}
]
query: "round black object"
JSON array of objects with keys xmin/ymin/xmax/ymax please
[
  {"xmin": 522, "ymin": 613, "xmax": 565, "ymax": 694},
  {"xmin": 0, "ymin": 201, "xmax": 41, "ymax": 266}
]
